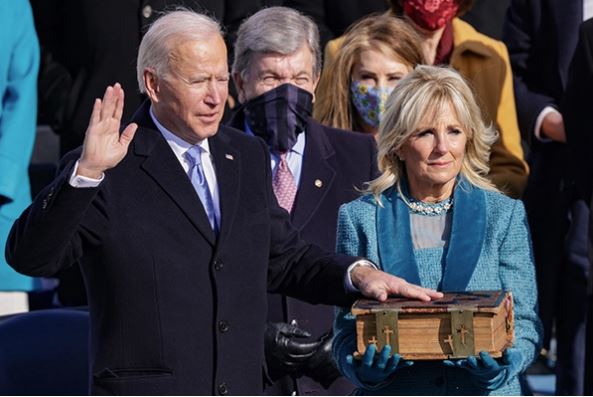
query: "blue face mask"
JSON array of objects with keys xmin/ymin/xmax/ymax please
[{"xmin": 350, "ymin": 81, "xmax": 394, "ymax": 129}]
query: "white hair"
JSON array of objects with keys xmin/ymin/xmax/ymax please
[{"xmin": 136, "ymin": 9, "xmax": 223, "ymax": 93}]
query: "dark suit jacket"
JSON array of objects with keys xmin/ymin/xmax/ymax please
[
  {"xmin": 503, "ymin": 0, "xmax": 582, "ymax": 141},
  {"xmin": 563, "ymin": 25, "xmax": 593, "ymax": 393},
  {"xmin": 6, "ymin": 102, "xmax": 358, "ymax": 395},
  {"xmin": 563, "ymin": 18, "xmax": 593, "ymax": 203},
  {"xmin": 228, "ymin": 113, "xmax": 377, "ymax": 395}
]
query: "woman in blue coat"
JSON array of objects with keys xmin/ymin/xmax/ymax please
[
  {"xmin": 0, "ymin": 0, "xmax": 40, "ymax": 314},
  {"xmin": 333, "ymin": 65, "xmax": 542, "ymax": 395}
]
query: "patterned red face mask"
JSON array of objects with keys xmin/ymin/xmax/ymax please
[{"xmin": 402, "ymin": 0, "xmax": 459, "ymax": 31}]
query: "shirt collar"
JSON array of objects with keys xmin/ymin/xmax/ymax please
[
  {"xmin": 243, "ymin": 120, "xmax": 306, "ymax": 156},
  {"xmin": 149, "ymin": 105, "xmax": 211, "ymax": 157}
]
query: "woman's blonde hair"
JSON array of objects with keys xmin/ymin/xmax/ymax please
[
  {"xmin": 368, "ymin": 65, "xmax": 499, "ymax": 203},
  {"xmin": 313, "ymin": 14, "xmax": 425, "ymax": 132}
]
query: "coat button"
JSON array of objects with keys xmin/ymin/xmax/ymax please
[
  {"xmin": 213, "ymin": 258, "xmax": 224, "ymax": 271},
  {"xmin": 218, "ymin": 320, "xmax": 230, "ymax": 333},
  {"xmin": 217, "ymin": 382, "xmax": 228, "ymax": 395},
  {"xmin": 142, "ymin": 5, "xmax": 152, "ymax": 19}
]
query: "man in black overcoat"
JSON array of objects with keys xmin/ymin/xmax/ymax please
[
  {"xmin": 563, "ymin": 17, "xmax": 593, "ymax": 396},
  {"xmin": 30, "ymin": 0, "xmax": 266, "ymax": 306}
]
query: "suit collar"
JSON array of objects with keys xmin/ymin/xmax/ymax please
[
  {"xmin": 291, "ymin": 119, "xmax": 337, "ymax": 229},
  {"xmin": 208, "ymin": 129, "xmax": 241, "ymax": 248},
  {"xmin": 131, "ymin": 101, "xmax": 241, "ymax": 246},
  {"xmin": 376, "ymin": 177, "xmax": 486, "ymax": 291},
  {"xmin": 551, "ymin": 0, "xmax": 583, "ymax": 87}
]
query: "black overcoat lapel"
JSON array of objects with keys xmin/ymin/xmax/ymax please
[
  {"xmin": 209, "ymin": 128, "xmax": 241, "ymax": 247},
  {"xmin": 131, "ymin": 102, "xmax": 217, "ymax": 245}
]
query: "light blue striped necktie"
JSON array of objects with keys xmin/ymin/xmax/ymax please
[{"xmin": 185, "ymin": 145, "xmax": 219, "ymax": 234}]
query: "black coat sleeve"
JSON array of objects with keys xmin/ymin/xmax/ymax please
[
  {"xmin": 503, "ymin": 0, "xmax": 555, "ymax": 138},
  {"xmin": 562, "ymin": 19, "xmax": 593, "ymax": 201},
  {"xmin": 6, "ymin": 150, "xmax": 106, "ymax": 277}
]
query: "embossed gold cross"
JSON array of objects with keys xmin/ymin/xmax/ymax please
[
  {"xmin": 382, "ymin": 325, "xmax": 394, "ymax": 345},
  {"xmin": 444, "ymin": 334, "xmax": 454, "ymax": 351},
  {"xmin": 457, "ymin": 325, "xmax": 470, "ymax": 345}
]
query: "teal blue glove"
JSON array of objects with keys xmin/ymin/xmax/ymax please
[
  {"xmin": 443, "ymin": 348, "xmax": 522, "ymax": 390},
  {"xmin": 344, "ymin": 344, "xmax": 413, "ymax": 389}
]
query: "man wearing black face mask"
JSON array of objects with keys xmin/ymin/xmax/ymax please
[{"xmin": 229, "ymin": 7, "xmax": 378, "ymax": 396}]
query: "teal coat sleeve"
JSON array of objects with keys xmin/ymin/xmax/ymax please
[
  {"xmin": 0, "ymin": 0, "xmax": 39, "ymax": 291},
  {"xmin": 333, "ymin": 203, "xmax": 383, "ymax": 390},
  {"xmin": 498, "ymin": 199, "xmax": 543, "ymax": 377}
]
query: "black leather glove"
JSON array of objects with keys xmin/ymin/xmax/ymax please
[
  {"xmin": 264, "ymin": 321, "xmax": 320, "ymax": 381},
  {"xmin": 303, "ymin": 331, "xmax": 342, "ymax": 389}
]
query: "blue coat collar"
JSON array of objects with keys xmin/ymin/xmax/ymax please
[{"xmin": 376, "ymin": 178, "xmax": 486, "ymax": 291}]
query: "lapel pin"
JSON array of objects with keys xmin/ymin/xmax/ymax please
[
  {"xmin": 314, "ymin": 179, "xmax": 323, "ymax": 188},
  {"xmin": 225, "ymin": 154, "xmax": 234, "ymax": 160}
]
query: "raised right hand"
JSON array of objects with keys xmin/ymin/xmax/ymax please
[{"xmin": 77, "ymin": 83, "xmax": 138, "ymax": 178}]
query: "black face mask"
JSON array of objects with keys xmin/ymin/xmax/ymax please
[{"xmin": 244, "ymin": 83, "xmax": 313, "ymax": 153}]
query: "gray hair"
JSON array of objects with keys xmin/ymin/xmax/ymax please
[
  {"xmin": 137, "ymin": 9, "xmax": 223, "ymax": 93},
  {"xmin": 368, "ymin": 65, "xmax": 499, "ymax": 203},
  {"xmin": 231, "ymin": 7, "xmax": 321, "ymax": 79}
]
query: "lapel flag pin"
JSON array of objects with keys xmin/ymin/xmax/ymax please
[
  {"xmin": 225, "ymin": 154, "xmax": 234, "ymax": 160},
  {"xmin": 314, "ymin": 179, "xmax": 323, "ymax": 188}
]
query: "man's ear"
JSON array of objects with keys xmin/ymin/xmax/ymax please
[
  {"xmin": 232, "ymin": 72, "xmax": 246, "ymax": 104},
  {"xmin": 143, "ymin": 69, "xmax": 160, "ymax": 103},
  {"xmin": 311, "ymin": 72, "xmax": 321, "ymax": 103}
]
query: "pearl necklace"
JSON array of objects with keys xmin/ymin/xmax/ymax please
[{"xmin": 396, "ymin": 181, "xmax": 453, "ymax": 216}]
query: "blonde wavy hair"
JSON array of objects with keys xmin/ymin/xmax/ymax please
[
  {"xmin": 368, "ymin": 65, "xmax": 499, "ymax": 204},
  {"xmin": 313, "ymin": 14, "xmax": 425, "ymax": 132}
]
